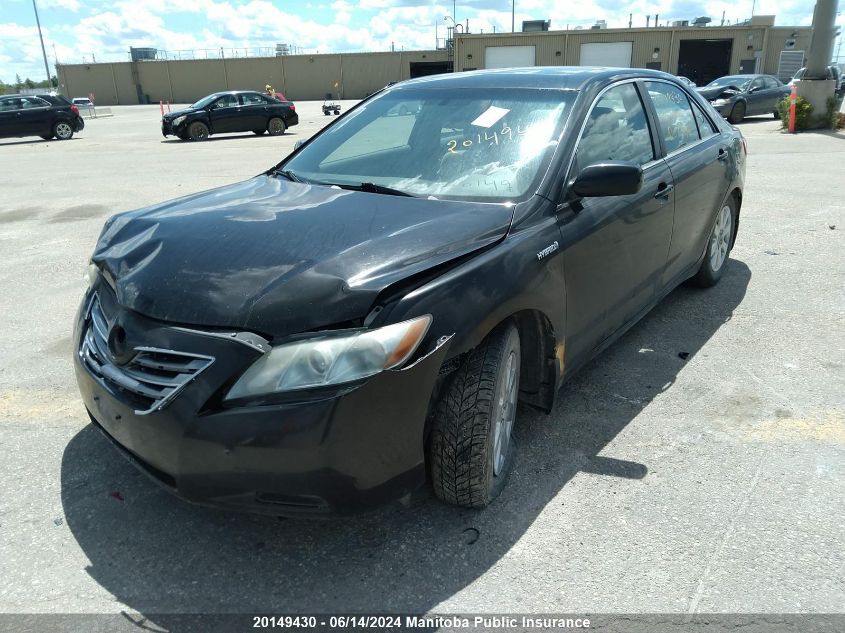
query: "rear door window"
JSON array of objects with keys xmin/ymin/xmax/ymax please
[
  {"xmin": 241, "ymin": 93, "xmax": 266, "ymax": 106},
  {"xmin": 645, "ymin": 81, "xmax": 700, "ymax": 154}
]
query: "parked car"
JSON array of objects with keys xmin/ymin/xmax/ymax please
[
  {"xmin": 0, "ymin": 93, "xmax": 84, "ymax": 141},
  {"xmin": 697, "ymin": 74, "xmax": 789, "ymax": 123},
  {"xmin": 76, "ymin": 68, "xmax": 745, "ymax": 515},
  {"xmin": 161, "ymin": 90, "xmax": 298, "ymax": 141},
  {"xmin": 72, "ymin": 97, "xmax": 94, "ymax": 108},
  {"xmin": 789, "ymin": 66, "xmax": 844, "ymax": 96}
]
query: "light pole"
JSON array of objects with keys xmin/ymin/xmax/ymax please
[
  {"xmin": 512, "ymin": 0, "xmax": 515, "ymax": 32},
  {"xmin": 31, "ymin": 0, "xmax": 53, "ymax": 85}
]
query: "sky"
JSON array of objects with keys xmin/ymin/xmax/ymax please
[{"xmin": 0, "ymin": 0, "xmax": 837, "ymax": 84}]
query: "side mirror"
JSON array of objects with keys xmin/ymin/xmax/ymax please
[
  {"xmin": 294, "ymin": 139, "xmax": 305, "ymax": 150},
  {"xmin": 749, "ymin": 86, "xmax": 760, "ymax": 93},
  {"xmin": 569, "ymin": 162, "xmax": 643, "ymax": 199}
]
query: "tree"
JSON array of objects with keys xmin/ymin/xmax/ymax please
[
  {"xmin": 24, "ymin": 77, "xmax": 35, "ymax": 89},
  {"xmin": 15, "ymin": 73, "xmax": 22, "ymax": 89}
]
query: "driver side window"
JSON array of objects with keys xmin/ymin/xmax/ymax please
[{"xmin": 574, "ymin": 83, "xmax": 654, "ymax": 173}]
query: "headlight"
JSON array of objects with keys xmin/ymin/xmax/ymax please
[
  {"xmin": 84, "ymin": 262, "xmax": 99, "ymax": 288},
  {"xmin": 172, "ymin": 115, "xmax": 187, "ymax": 126},
  {"xmin": 225, "ymin": 315, "xmax": 432, "ymax": 399},
  {"xmin": 712, "ymin": 99, "xmax": 731, "ymax": 106}
]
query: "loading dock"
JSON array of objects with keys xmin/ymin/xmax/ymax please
[{"xmin": 677, "ymin": 39, "xmax": 733, "ymax": 85}]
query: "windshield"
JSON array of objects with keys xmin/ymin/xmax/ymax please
[
  {"xmin": 190, "ymin": 94, "xmax": 221, "ymax": 109},
  {"xmin": 281, "ymin": 87, "xmax": 575, "ymax": 202},
  {"xmin": 706, "ymin": 76, "xmax": 752, "ymax": 90}
]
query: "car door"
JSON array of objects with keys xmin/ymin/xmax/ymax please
[
  {"xmin": 239, "ymin": 92, "xmax": 271, "ymax": 131},
  {"xmin": 207, "ymin": 94, "xmax": 242, "ymax": 134},
  {"xmin": 0, "ymin": 97, "xmax": 23, "ymax": 138},
  {"xmin": 744, "ymin": 77, "xmax": 768, "ymax": 115},
  {"xmin": 643, "ymin": 80, "xmax": 733, "ymax": 287},
  {"xmin": 558, "ymin": 80, "xmax": 675, "ymax": 364},
  {"xmin": 19, "ymin": 97, "xmax": 52, "ymax": 136},
  {"xmin": 761, "ymin": 76, "xmax": 786, "ymax": 112}
]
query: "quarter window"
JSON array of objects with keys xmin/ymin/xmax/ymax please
[
  {"xmin": 691, "ymin": 103, "xmax": 717, "ymax": 139},
  {"xmin": 575, "ymin": 83, "xmax": 654, "ymax": 171},
  {"xmin": 645, "ymin": 81, "xmax": 700, "ymax": 154}
]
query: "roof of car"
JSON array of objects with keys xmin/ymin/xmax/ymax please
[{"xmin": 393, "ymin": 66, "xmax": 677, "ymax": 91}]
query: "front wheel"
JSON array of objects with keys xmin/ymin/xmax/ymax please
[
  {"xmin": 188, "ymin": 121, "xmax": 209, "ymax": 141},
  {"xmin": 430, "ymin": 322, "xmax": 520, "ymax": 508},
  {"xmin": 691, "ymin": 198, "xmax": 735, "ymax": 288},
  {"xmin": 53, "ymin": 120, "xmax": 74, "ymax": 140},
  {"xmin": 267, "ymin": 117, "xmax": 286, "ymax": 135},
  {"xmin": 728, "ymin": 101, "xmax": 746, "ymax": 124},
  {"xmin": 773, "ymin": 110, "xmax": 780, "ymax": 120}
]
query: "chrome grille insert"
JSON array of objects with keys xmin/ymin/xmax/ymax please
[{"xmin": 79, "ymin": 294, "xmax": 214, "ymax": 415}]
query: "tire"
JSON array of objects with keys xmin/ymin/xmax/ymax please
[
  {"xmin": 430, "ymin": 322, "xmax": 521, "ymax": 508},
  {"xmin": 53, "ymin": 120, "xmax": 74, "ymax": 140},
  {"xmin": 253, "ymin": 129, "xmax": 266, "ymax": 135},
  {"xmin": 268, "ymin": 117, "xmax": 286, "ymax": 135},
  {"xmin": 323, "ymin": 110, "xmax": 330, "ymax": 116},
  {"xmin": 691, "ymin": 197, "xmax": 736, "ymax": 288},
  {"xmin": 334, "ymin": 109, "xmax": 340, "ymax": 115},
  {"xmin": 773, "ymin": 110, "xmax": 780, "ymax": 120},
  {"xmin": 40, "ymin": 134, "xmax": 53, "ymax": 140},
  {"xmin": 177, "ymin": 132, "xmax": 190, "ymax": 141},
  {"xmin": 728, "ymin": 101, "xmax": 746, "ymax": 124},
  {"xmin": 188, "ymin": 121, "xmax": 209, "ymax": 141}
]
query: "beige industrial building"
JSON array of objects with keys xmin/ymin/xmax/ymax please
[
  {"xmin": 57, "ymin": 50, "xmax": 449, "ymax": 105},
  {"xmin": 453, "ymin": 16, "xmax": 812, "ymax": 83},
  {"xmin": 57, "ymin": 15, "xmax": 812, "ymax": 105}
]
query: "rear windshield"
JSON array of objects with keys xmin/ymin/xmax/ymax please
[{"xmin": 282, "ymin": 87, "xmax": 576, "ymax": 202}]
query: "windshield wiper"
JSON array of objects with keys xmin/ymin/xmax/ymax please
[
  {"xmin": 336, "ymin": 182, "xmax": 417, "ymax": 197},
  {"xmin": 275, "ymin": 169, "xmax": 307, "ymax": 183}
]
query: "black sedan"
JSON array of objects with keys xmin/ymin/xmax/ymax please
[
  {"xmin": 76, "ymin": 68, "xmax": 745, "ymax": 515},
  {"xmin": 697, "ymin": 74, "xmax": 789, "ymax": 123},
  {"xmin": 161, "ymin": 90, "xmax": 298, "ymax": 141},
  {"xmin": 0, "ymin": 93, "xmax": 85, "ymax": 141}
]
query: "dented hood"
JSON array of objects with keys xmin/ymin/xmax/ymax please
[
  {"xmin": 697, "ymin": 85, "xmax": 741, "ymax": 100},
  {"xmin": 92, "ymin": 175, "xmax": 513, "ymax": 337}
]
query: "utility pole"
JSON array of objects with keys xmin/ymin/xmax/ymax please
[
  {"xmin": 512, "ymin": 0, "xmax": 515, "ymax": 32},
  {"xmin": 31, "ymin": 0, "xmax": 52, "ymax": 84}
]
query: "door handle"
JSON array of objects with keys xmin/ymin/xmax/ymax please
[
  {"xmin": 717, "ymin": 147, "xmax": 729, "ymax": 161},
  {"xmin": 654, "ymin": 183, "xmax": 674, "ymax": 200}
]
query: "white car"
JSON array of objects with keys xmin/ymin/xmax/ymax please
[{"xmin": 72, "ymin": 97, "xmax": 94, "ymax": 107}]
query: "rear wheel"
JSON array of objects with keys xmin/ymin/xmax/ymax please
[
  {"xmin": 430, "ymin": 322, "xmax": 520, "ymax": 508},
  {"xmin": 53, "ymin": 120, "xmax": 74, "ymax": 140},
  {"xmin": 728, "ymin": 101, "xmax": 746, "ymax": 124},
  {"xmin": 188, "ymin": 121, "xmax": 209, "ymax": 141},
  {"xmin": 692, "ymin": 198, "xmax": 736, "ymax": 288},
  {"xmin": 268, "ymin": 117, "xmax": 286, "ymax": 135}
]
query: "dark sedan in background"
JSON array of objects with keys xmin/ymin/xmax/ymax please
[
  {"xmin": 0, "ymin": 93, "xmax": 85, "ymax": 141},
  {"xmin": 162, "ymin": 90, "xmax": 298, "ymax": 141},
  {"xmin": 697, "ymin": 74, "xmax": 789, "ymax": 123},
  {"xmin": 77, "ymin": 68, "xmax": 745, "ymax": 516}
]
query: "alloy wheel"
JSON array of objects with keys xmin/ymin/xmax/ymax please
[
  {"xmin": 492, "ymin": 350, "xmax": 518, "ymax": 476},
  {"xmin": 709, "ymin": 205, "xmax": 732, "ymax": 272}
]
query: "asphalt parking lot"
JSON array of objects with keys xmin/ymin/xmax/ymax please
[{"xmin": 0, "ymin": 104, "xmax": 843, "ymax": 625}]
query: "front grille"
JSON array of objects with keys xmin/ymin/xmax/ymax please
[{"xmin": 79, "ymin": 294, "xmax": 214, "ymax": 415}]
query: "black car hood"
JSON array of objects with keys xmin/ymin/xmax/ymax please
[
  {"xmin": 697, "ymin": 86, "xmax": 741, "ymax": 100},
  {"xmin": 92, "ymin": 176, "xmax": 514, "ymax": 337},
  {"xmin": 163, "ymin": 107, "xmax": 199, "ymax": 120}
]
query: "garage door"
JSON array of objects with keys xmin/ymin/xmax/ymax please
[
  {"xmin": 485, "ymin": 46, "xmax": 536, "ymax": 69},
  {"xmin": 580, "ymin": 42, "xmax": 633, "ymax": 68}
]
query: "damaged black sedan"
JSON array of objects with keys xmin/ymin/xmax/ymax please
[{"xmin": 75, "ymin": 68, "xmax": 745, "ymax": 515}]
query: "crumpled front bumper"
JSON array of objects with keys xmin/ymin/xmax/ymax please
[{"xmin": 73, "ymin": 286, "xmax": 450, "ymax": 515}]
